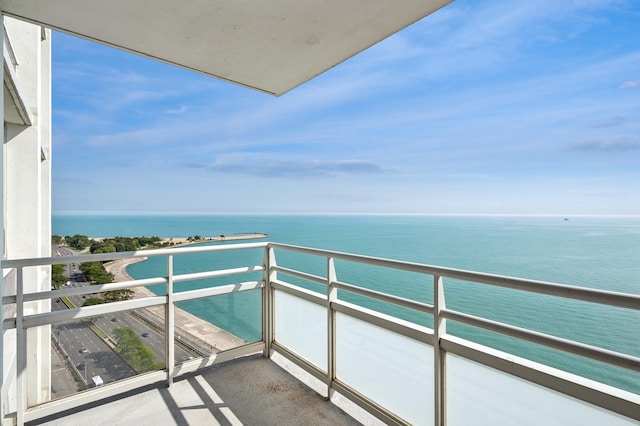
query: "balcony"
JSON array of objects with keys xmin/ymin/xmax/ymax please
[{"xmin": 2, "ymin": 242, "xmax": 639, "ymax": 425}]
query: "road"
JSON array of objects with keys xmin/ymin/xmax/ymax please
[
  {"xmin": 52, "ymin": 245, "xmax": 80, "ymax": 284},
  {"xmin": 53, "ymin": 321, "xmax": 135, "ymax": 385},
  {"xmin": 51, "ymin": 245, "xmax": 196, "ymax": 394},
  {"xmin": 92, "ymin": 311, "xmax": 195, "ymax": 364},
  {"xmin": 50, "ymin": 343, "xmax": 76, "ymax": 399}
]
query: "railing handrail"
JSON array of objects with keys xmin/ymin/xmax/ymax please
[
  {"xmin": 0, "ymin": 241, "xmax": 269, "ymax": 268},
  {"xmin": 3, "ymin": 240, "xmax": 640, "ymax": 425},
  {"xmin": 1, "ymin": 265, "xmax": 265, "ymax": 307},
  {"xmin": 5, "ymin": 242, "xmax": 268, "ymax": 425},
  {"xmin": 269, "ymin": 242, "xmax": 640, "ymax": 373},
  {"xmin": 3, "ymin": 241, "xmax": 638, "ymax": 312},
  {"xmin": 268, "ymin": 242, "xmax": 640, "ymax": 311},
  {"xmin": 267, "ymin": 241, "xmax": 640, "ymax": 423}
]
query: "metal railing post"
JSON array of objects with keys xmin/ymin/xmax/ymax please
[
  {"xmin": 165, "ymin": 255, "xmax": 175, "ymax": 387},
  {"xmin": 327, "ymin": 257, "xmax": 337, "ymax": 398},
  {"xmin": 434, "ymin": 275, "xmax": 446, "ymax": 426},
  {"xmin": 262, "ymin": 246, "xmax": 276, "ymax": 358},
  {"xmin": 16, "ymin": 267, "xmax": 26, "ymax": 426}
]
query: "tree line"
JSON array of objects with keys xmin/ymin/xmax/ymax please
[
  {"xmin": 51, "ymin": 264, "xmax": 67, "ymax": 289},
  {"xmin": 78, "ymin": 262, "xmax": 133, "ymax": 304},
  {"xmin": 53, "ymin": 234, "xmax": 167, "ymax": 252},
  {"xmin": 113, "ymin": 327, "xmax": 162, "ymax": 373},
  {"xmin": 52, "ymin": 234, "xmax": 157, "ymax": 304}
]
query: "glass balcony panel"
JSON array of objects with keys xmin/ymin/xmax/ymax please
[
  {"xmin": 7, "ymin": 242, "xmax": 637, "ymax": 423},
  {"xmin": 446, "ymin": 353, "xmax": 638, "ymax": 426},
  {"xmin": 333, "ymin": 260, "xmax": 433, "ymax": 328},
  {"xmin": 273, "ymin": 250, "xmax": 327, "ymax": 294},
  {"xmin": 446, "ymin": 278, "xmax": 640, "ymax": 356},
  {"xmin": 444, "ymin": 278, "xmax": 640, "ymax": 394},
  {"xmin": 274, "ymin": 290, "xmax": 327, "ymax": 370},
  {"xmin": 127, "ymin": 248, "xmax": 264, "ymax": 346},
  {"xmin": 128, "ymin": 245, "xmax": 264, "ymax": 294},
  {"xmin": 448, "ymin": 323, "xmax": 640, "ymax": 395},
  {"xmin": 335, "ymin": 312, "xmax": 433, "ymax": 425},
  {"xmin": 172, "ymin": 293, "xmax": 255, "ymax": 364},
  {"xmin": 49, "ymin": 309, "xmax": 165, "ymax": 402}
]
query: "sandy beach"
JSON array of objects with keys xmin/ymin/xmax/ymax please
[
  {"xmin": 92, "ymin": 233, "xmax": 268, "ymax": 246},
  {"xmin": 164, "ymin": 233, "xmax": 268, "ymax": 245},
  {"xmin": 102, "ymin": 235, "xmax": 264, "ymax": 352}
]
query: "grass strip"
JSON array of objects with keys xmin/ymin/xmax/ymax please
[
  {"xmin": 60, "ymin": 296, "xmax": 76, "ymax": 309},
  {"xmin": 88, "ymin": 323, "xmax": 108, "ymax": 339}
]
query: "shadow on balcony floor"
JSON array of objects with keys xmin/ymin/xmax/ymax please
[{"xmin": 30, "ymin": 354, "xmax": 361, "ymax": 425}]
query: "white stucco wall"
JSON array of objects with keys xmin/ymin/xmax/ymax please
[{"xmin": 1, "ymin": 15, "xmax": 52, "ymax": 418}]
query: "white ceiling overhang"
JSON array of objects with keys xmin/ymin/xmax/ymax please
[{"xmin": 0, "ymin": 0, "xmax": 451, "ymax": 96}]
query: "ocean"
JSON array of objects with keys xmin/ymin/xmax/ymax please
[{"xmin": 52, "ymin": 214, "xmax": 640, "ymax": 393}]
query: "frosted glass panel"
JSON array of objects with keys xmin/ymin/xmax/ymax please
[
  {"xmin": 447, "ymin": 354, "xmax": 638, "ymax": 426},
  {"xmin": 274, "ymin": 290, "xmax": 327, "ymax": 370},
  {"xmin": 336, "ymin": 312, "xmax": 433, "ymax": 425}
]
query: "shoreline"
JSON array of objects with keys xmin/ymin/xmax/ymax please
[
  {"xmin": 102, "ymin": 236, "xmax": 256, "ymax": 352},
  {"xmin": 92, "ymin": 232, "xmax": 268, "ymax": 247},
  {"xmin": 154, "ymin": 232, "xmax": 269, "ymax": 247}
]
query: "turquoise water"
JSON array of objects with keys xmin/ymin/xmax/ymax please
[{"xmin": 53, "ymin": 214, "xmax": 640, "ymax": 393}]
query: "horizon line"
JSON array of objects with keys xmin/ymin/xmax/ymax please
[{"xmin": 52, "ymin": 211, "xmax": 640, "ymax": 218}]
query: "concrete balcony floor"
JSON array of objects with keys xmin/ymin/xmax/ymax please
[{"xmin": 29, "ymin": 355, "xmax": 360, "ymax": 426}]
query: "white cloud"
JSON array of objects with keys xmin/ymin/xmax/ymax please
[
  {"xmin": 569, "ymin": 138, "xmax": 640, "ymax": 152},
  {"xmin": 620, "ymin": 80, "xmax": 640, "ymax": 89},
  {"xmin": 166, "ymin": 105, "xmax": 188, "ymax": 114},
  {"xmin": 51, "ymin": 0, "xmax": 640, "ymax": 215},
  {"xmin": 192, "ymin": 158, "xmax": 385, "ymax": 178}
]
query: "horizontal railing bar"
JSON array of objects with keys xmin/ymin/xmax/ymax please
[
  {"xmin": 441, "ymin": 335, "xmax": 640, "ymax": 422},
  {"xmin": 271, "ymin": 279, "xmax": 326, "ymax": 306},
  {"xmin": 3, "ymin": 318, "xmax": 15, "ymax": 330},
  {"xmin": 172, "ymin": 281, "xmax": 264, "ymax": 303},
  {"xmin": 333, "ymin": 280, "xmax": 435, "ymax": 315},
  {"xmin": 173, "ymin": 265, "xmax": 264, "ymax": 283},
  {"xmin": 442, "ymin": 309, "xmax": 640, "ymax": 372},
  {"xmin": 269, "ymin": 242, "xmax": 640, "ymax": 311},
  {"xmin": 444, "ymin": 274, "xmax": 640, "ymax": 311},
  {"xmin": 21, "ymin": 296, "xmax": 165, "ymax": 328},
  {"xmin": 22, "ymin": 280, "xmax": 265, "ymax": 328},
  {"xmin": 271, "ymin": 279, "xmax": 434, "ymax": 348},
  {"xmin": 74, "ymin": 277, "xmax": 163, "ymax": 292},
  {"xmin": 5, "ymin": 277, "xmax": 167, "ymax": 305},
  {"xmin": 269, "ymin": 242, "xmax": 434, "ymax": 273},
  {"xmin": 5, "ymin": 241, "xmax": 638, "ymax": 310},
  {"xmin": 271, "ymin": 265, "xmax": 326, "ymax": 286},
  {"xmin": 332, "ymin": 300, "xmax": 434, "ymax": 345},
  {"xmin": 4, "ymin": 266, "xmax": 264, "ymax": 306},
  {"xmin": 1, "ymin": 241, "xmax": 268, "ymax": 268}
]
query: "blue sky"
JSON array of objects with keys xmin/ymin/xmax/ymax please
[{"xmin": 52, "ymin": 0, "xmax": 640, "ymax": 215}]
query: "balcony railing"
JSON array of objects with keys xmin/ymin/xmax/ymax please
[{"xmin": 2, "ymin": 242, "xmax": 640, "ymax": 425}]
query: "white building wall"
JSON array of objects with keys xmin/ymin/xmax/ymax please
[{"xmin": 1, "ymin": 15, "xmax": 52, "ymax": 420}]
